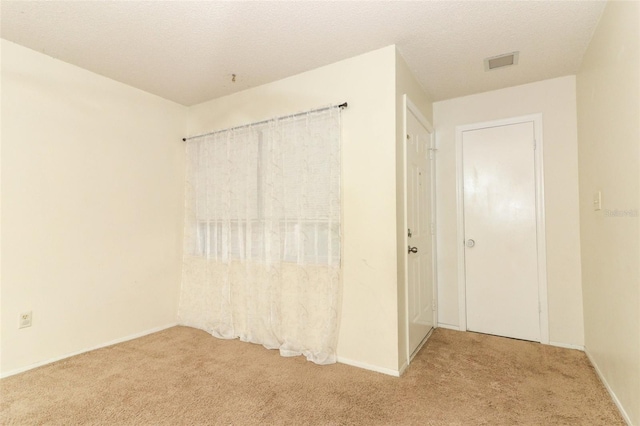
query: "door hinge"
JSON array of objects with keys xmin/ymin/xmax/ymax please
[
  {"xmin": 408, "ymin": 228, "xmax": 412, "ymax": 238},
  {"xmin": 431, "ymin": 223, "xmax": 435, "ymax": 235},
  {"xmin": 533, "ymin": 139, "xmax": 536, "ymax": 150},
  {"xmin": 428, "ymin": 147, "xmax": 437, "ymax": 160},
  {"xmin": 432, "ymin": 300, "xmax": 437, "ymax": 311}
]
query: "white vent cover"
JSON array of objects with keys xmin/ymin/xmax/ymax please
[{"xmin": 484, "ymin": 52, "xmax": 520, "ymax": 71}]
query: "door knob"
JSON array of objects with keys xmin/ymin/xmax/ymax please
[
  {"xmin": 466, "ymin": 239, "xmax": 475, "ymax": 248},
  {"xmin": 408, "ymin": 246, "xmax": 418, "ymax": 253}
]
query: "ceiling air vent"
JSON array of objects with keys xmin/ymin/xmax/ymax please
[{"xmin": 484, "ymin": 52, "xmax": 519, "ymax": 71}]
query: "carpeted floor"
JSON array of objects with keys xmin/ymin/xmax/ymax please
[{"xmin": 0, "ymin": 326, "xmax": 624, "ymax": 425}]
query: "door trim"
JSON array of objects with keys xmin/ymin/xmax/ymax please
[
  {"xmin": 455, "ymin": 114, "xmax": 549, "ymax": 344},
  {"xmin": 403, "ymin": 94, "xmax": 438, "ymax": 368}
]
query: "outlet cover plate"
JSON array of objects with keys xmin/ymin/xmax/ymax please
[{"xmin": 19, "ymin": 311, "xmax": 32, "ymax": 329}]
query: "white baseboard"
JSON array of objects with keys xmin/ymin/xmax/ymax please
[
  {"xmin": 1, "ymin": 323, "xmax": 178, "ymax": 379},
  {"xmin": 584, "ymin": 347, "xmax": 633, "ymax": 426},
  {"xmin": 398, "ymin": 360, "xmax": 408, "ymax": 376},
  {"xmin": 337, "ymin": 356, "xmax": 400, "ymax": 377},
  {"xmin": 549, "ymin": 341, "xmax": 584, "ymax": 351},
  {"xmin": 437, "ymin": 323, "xmax": 460, "ymax": 331}
]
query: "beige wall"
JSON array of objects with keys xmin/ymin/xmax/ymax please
[
  {"xmin": 433, "ymin": 76, "xmax": 584, "ymax": 347},
  {"xmin": 1, "ymin": 42, "xmax": 431, "ymax": 376},
  {"xmin": 0, "ymin": 40, "xmax": 187, "ymax": 375},
  {"xmin": 576, "ymin": 1, "xmax": 640, "ymax": 424},
  {"xmin": 187, "ymin": 46, "xmax": 402, "ymax": 373},
  {"xmin": 394, "ymin": 50, "xmax": 433, "ymax": 370}
]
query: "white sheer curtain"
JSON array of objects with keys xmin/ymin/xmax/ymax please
[{"xmin": 178, "ymin": 107, "xmax": 341, "ymax": 364}]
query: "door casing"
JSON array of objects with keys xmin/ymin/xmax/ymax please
[
  {"xmin": 403, "ymin": 94, "xmax": 438, "ymax": 368},
  {"xmin": 455, "ymin": 114, "xmax": 549, "ymax": 344}
]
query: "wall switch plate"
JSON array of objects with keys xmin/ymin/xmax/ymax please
[
  {"xmin": 593, "ymin": 191, "xmax": 602, "ymax": 211},
  {"xmin": 19, "ymin": 311, "xmax": 32, "ymax": 329}
]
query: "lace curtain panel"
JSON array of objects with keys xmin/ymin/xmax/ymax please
[{"xmin": 178, "ymin": 107, "xmax": 342, "ymax": 364}]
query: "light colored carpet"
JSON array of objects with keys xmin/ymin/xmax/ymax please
[{"xmin": 0, "ymin": 326, "xmax": 624, "ymax": 425}]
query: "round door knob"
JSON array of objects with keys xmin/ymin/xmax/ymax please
[
  {"xmin": 466, "ymin": 239, "xmax": 475, "ymax": 248},
  {"xmin": 408, "ymin": 246, "xmax": 418, "ymax": 254}
]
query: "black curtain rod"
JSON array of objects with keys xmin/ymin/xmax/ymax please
[{"xmin": 182, "ymin": 102, "xmax": 348, "ymax": 142}]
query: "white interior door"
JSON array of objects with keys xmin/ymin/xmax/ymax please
[
  {"xmin": 462, "ymin": 121, "xmax": 540, "ymax": 342},
  {"xmin": 406, "ymin": 103, "xmax": 435, "ymax": 358}
]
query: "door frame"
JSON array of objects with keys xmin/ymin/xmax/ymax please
[
  {"xmin": 403, "ymin": 94, "xmax": 438, "ymax": 367},
  {"xmin": 455, "ymin": 114, "xmax": 549, "ymax": 344}
]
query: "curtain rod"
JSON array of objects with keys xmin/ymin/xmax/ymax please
[{"xmin": 182, "ymin": 102, "xmax": 347, "ymax": 142}]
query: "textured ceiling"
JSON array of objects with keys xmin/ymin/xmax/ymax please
[{"xmin": 1, "ymin": 1, "xmax": 607, "ymax": 106}]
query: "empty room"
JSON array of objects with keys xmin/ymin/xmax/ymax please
[{"xmin": 1, "ymin": 1, "xmax": 638, "ymax": 425}]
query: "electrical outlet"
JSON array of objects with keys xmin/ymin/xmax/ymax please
[{"xmin": 19, "ymin": 311, "xmax": 32, "ymax": 329}]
